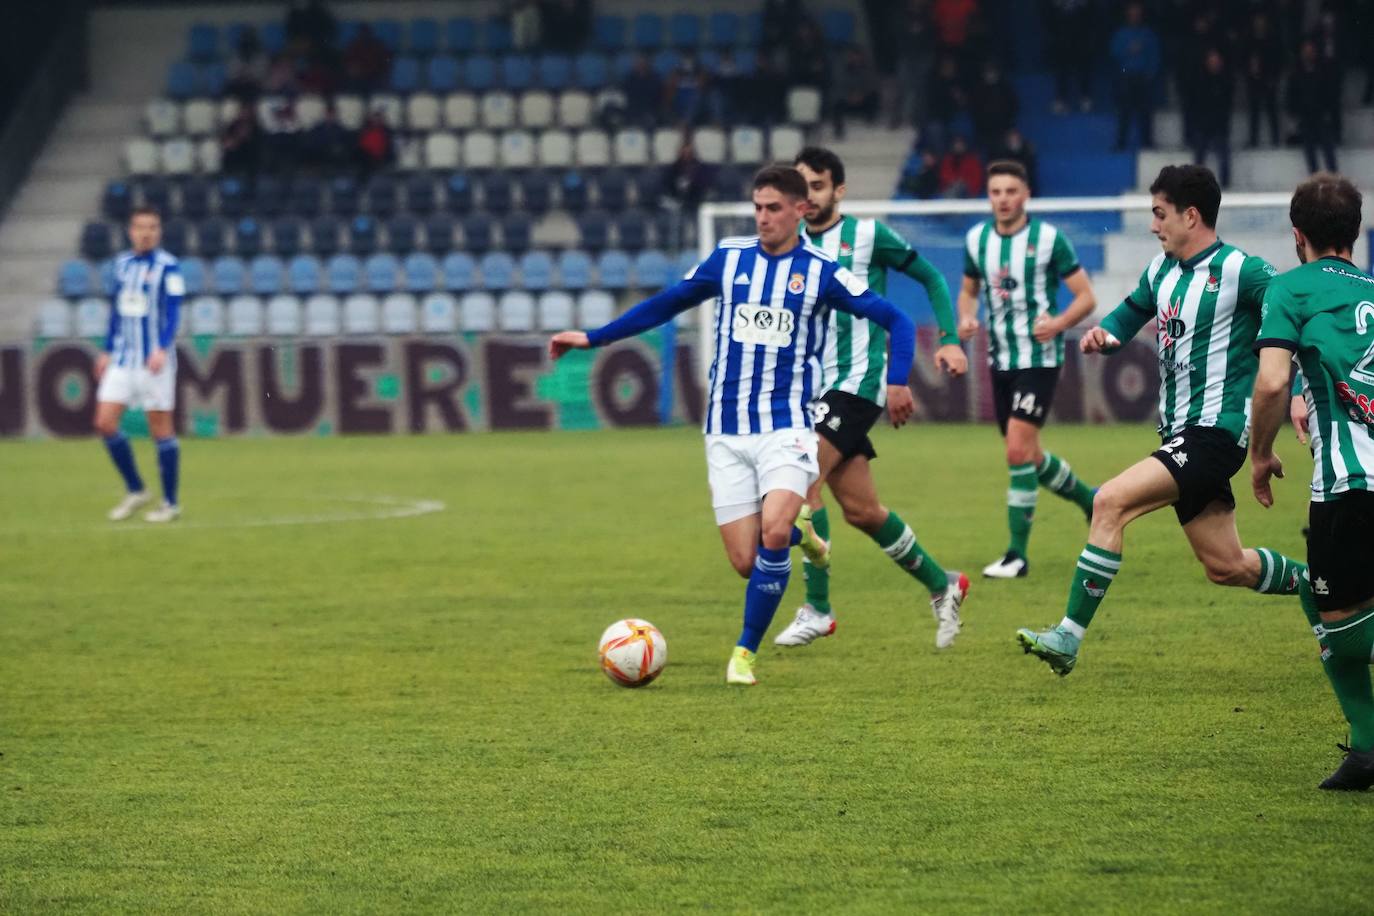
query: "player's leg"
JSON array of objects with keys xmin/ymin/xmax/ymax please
[
  {"xmin": 985, "ymin": 371, "xmax": 1034, "ymax": 578},
  {"xmin": 94, "ymin": 365, "xmax": 150, "ymax": 520},
  {"xmin": 1017, "ymin": 452, "xmax": 1179, "ymax": 676},
  {"xmin": 144, "ymin": 409, "xmax": 181, "ymax": 522},
  {"xmin": 1181, "ymin": 503, "xmax": 1303, "ymax": 595}
]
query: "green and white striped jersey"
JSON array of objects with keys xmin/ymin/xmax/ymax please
[
  {"xmin": 963, "ymin": 217, "xmax": 1081, "ymax": 370},
  {"xmin": 1257, "ymin": 256, "xmax": 1374, "ymax": 501},
  {"xmin": 1103, "ymin": 239, "xmax": 1276, "ymax": 444}
]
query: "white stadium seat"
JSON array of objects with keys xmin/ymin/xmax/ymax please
[
  {"xmin": 443, "ymin": 92, "xmax": 478, "ymax": 129},
  {"xmin": 729, "ymin": 125, "xmax": 764, "ymax": 164},
  {"xmin": 420, "ymin": 292, "xmax": 458, "ymax": 333},
  {"xmin": 183, "ymin": 99, "xmax": 217, "ymax": 136},
  {"xmin": 613, "ymin": 128, "xmax": 650, "ymax": 166},
  {"xmin": 480, "ymin": 91, "xmax": 517, "ymax": 130},
  {"xmin": 145, "ymin": 99, "xmax": 180, "ymax": 138},
  {"xmin": 266, "ymin": 294, "xmax": 302, "ymax": 335},
  {"xmin": 768, "ymin": 125, "xmax": 804, "ymax": 160},
  {"xmin": 497, "ymin": 291, "xmax": 536, "ymax": 331},
  {"xmin": 463, "ymin": 131, "xmax": 497, "ymax": 169},
  {"xmin": 35, "ymin": 299, "xmax": 72, "ymax": 338},
  {"xmin": 295, "ymin": 94, "xmax": 327, "ymax": 130},
  {"xmin": 576, "ymin": 290, "xmax": 615, "ymax": 328},
  {"xmin": 499, "ymin": 130, "xmax": 536, "ymax": 169},
  {"xmin": 334, "ymin": 94, "xmax": 365, "ymax": 129},
  {"xmin": 406, "ymin": 92, "xmax": 441, "ymax": 131},
  {"xmin": 652, "ymin": 127, "xmax": 682, "ymax": 165},
  {"xmin": 557, "ymin": 91, "xmax": 593, "ymax": 128},
  {"xmin": 304, "ymin": 294, "xmax": 341, "ymax": 335},
  {"xmin": 519, "ymin": 91, "xmax": 556, "ymax": 129},
  {"xmin": 394, "ymin": 136, "xmax": 423, "ymax": 171},
  {"xmin": 693, "ymin": 127, "xmax": 726, "ymax": 164},
  {"xmin": 196, "ymin": 138, "xmax": 222, "ymax": 172},
  {"xmin": 124, "ymin": 138, "xmax": 158, "ymax": 174},
  {"xmin": 343, "ymin": 293, "xmax": 381, "ymax": 334},
  {"xmin": 368, "ymin": 94, "xmax": 404, "ymax": 128},
  {"xmin": 786, "ymin": 87, "xmax": 822, "ymax": 126},
  {"xmin": 537, "ymin": 130, "xmax": 574, "ymax": 168},
  {"xmin": 381, "ymin": 293, "xmax": 418, "ymax": 334},
  {"xmin": 75, "ymin": 298, "xmax": 109, "ymax": 337},
  {"xmin": 575, "ymin": 129, "xmax": 611, "ymax": 167},
  {"xmin": 160, "ymin": 138, "xmax": 196, "ymax": 174},
  {"xmin": 217, "ymin": 97, "xmax": 242, "ymax": 126},
  {"xmin": 188, "ymin": 295, "xmax": 225, "ymax": 335},
  {"xmin": 459, "ymin": 291, "xmax": 496, "ymax": 332},
  {"xmin": 536, "ymin": 291, "xmax": 575, "ymax": 331},
  {"xmin": 424, "ymin": 133, "xmax": 461, "ymax": 170},
  {"xmin": 227, "ymin": 294, "xmax": 264, "ymax": 336}
]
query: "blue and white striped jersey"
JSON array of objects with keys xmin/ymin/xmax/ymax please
[
  {"xmin": 586, "ymin": 235, "xmax": 916, "ymax": 435},
  {"xmin": 104, "ymin": 249, "xmax": 184, "ymax": 368}
]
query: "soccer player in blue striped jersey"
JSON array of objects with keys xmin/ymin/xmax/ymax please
[
  {"xmin": 550, "ymin": 166, "xmax": 917, "ymax": 686},
  {"xmin": 93, "ymin": 206, "xmax": 185, "ymax": 522}
]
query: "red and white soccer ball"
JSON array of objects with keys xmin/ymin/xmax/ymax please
[{"xmin": 598, "ymin": 619, "xmax": 667, "ymax": 687}]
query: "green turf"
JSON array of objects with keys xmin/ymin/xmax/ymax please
[{"xmin": 2, "ymin": 424, "xmax": 1370, "ymax": 913}]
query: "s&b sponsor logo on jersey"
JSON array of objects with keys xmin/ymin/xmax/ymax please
[
  {"xmin": 732, "ymin": 303, "xmax": 797, "ymax": 348},
  {"xmin": 787, "ymin": 272, "xmax": 805, "ymax": 294}
]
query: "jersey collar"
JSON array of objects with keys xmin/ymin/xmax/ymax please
[{"xmin": 1179, "ymin": 239, "xmax": 1222, "ymax": 270}]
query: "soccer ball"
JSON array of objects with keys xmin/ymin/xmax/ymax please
[{"xmin": 598, "ymin": 619, "xmax": 667, "ymax": 687}]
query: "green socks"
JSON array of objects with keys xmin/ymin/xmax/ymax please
[
  {"xmin": 871, "ymin": 511, "xmax": 949, "ymax": 595},
  {"xmin": 802, "ymin": 505, "xmax": 831, "ymax": 614},
  {"xmin": 1007, "ymin": 463, "xmax": 1038, "ymax": 558},
  {"xmin": 1301, "ymin": 575, "xmax": 1374, "ymax": 752},
  {"xmin": 1253, "ymin": 547, "xmax": 1305, "ymax": 595},
  {"xmin": 1038, "ymin": 451, "xmax": 1095, "ymax": 517},
  {"xmin": 1061, "ymin": 544, "xmax": 1122, "ymax": 636}
]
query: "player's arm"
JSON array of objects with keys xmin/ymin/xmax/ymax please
[
  {"xmin": 96, "ymin": 279, "xmax": 120, "ymax": 380},
  {"xmin": 1034, "ymin": 234, "xmax": 1095, "ymax": 342},
  {"xmin": 874, "ymin": 223, "xmax": 965, "ymax": 376},
  {"xmin": 957, "ymin": 248, "xmax": 982, "ymax": 341},
  {"xmin": 1290, "ymin": 367, "xmax": 1309, "ymax": 445},
  {"xmin": 1249, "ymin": 281, "xmax": 1301, "ymax": 507},
  {"xmin": 1084, "ymin": 267, "xmax": 1153, "ymax": 354},
  {"xmin": 149, "ymin": 266, "xmax": 185, "ymax": 374},
  {"xmin": 822, "ymin": 266, "xmax": 917, "ymax": 427}
]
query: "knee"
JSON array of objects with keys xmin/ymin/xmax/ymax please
[
  {"xmin": 1202, "ymin": 556, "xmax": 1250, "ymax": 587},
  {"xmin": 1090, "ymin": 485, "xmax": 1126, "ymax": 529},
  {"xmin": 94, "ymin": 417, "xmax": 118, "ymax": 438},
  {"xmin": 841, "ymin": 500, "xmax": 885, "ymax": 532},
  {"xmin": 759, "ymin": 519, "xmax": 793, "ymax": 552},
  {"xmin": 727, "ymin": 550, "xmax": 754, "ymax": 579},
  {"xmin": 1005, "ymin": 442, "xmax": 1039, "ymax": 468}
]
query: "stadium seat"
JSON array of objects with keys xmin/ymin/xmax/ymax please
[
  {"xmin": 537, "ymin": 290, "xmax": 575, "ymax": 331},
  {"xmin": 786, "ymin": 87, "xmax": 822, "ymax": 126},
  {"xmin": 386, "ymin": 215, "xmax": 418, "ymax": 254},
  {"xmin": 729, "ymin": 126, "xmax": 765, "ymax": 165},
  {"xmin": 479, "ymin": 252, "xmax": 516, "ymax": 290},
  {"xmin": 593, "ymin": 15, "xmax": 627, "ymax": 51},
  {"xmin": 290, "ymin": 177, "xmax": 324, "ymax": 217},
  {"xmin": 613, "ymin": 129, "xmax": 650, "ymax": 167},
  {"xmin": 145, "ymin": 98, "xmax": 180, "ymax": 138},
  {"xmin": 713, "ymin": 165, "xmax": 747, "ymax": 202},
  {"xmin": 381, "ymin": 293, "xmax": 418, "ymax": 334},
  {"xmin": 577, "ymin": 289, "xmax": 615, "ymax": 327},
  {"xmin": 406, "ymin": 92, "xmax": 441, "ymax": 131},
  {"xmin": 444, "ymin": 173, "xmax": 474, "ymax": 212},
  {"xmin": 296, "ymin": 94, "xmax": 327, "ymax": 130},
  {"xmin": 481, "ymin": 172, "xmax": 513, "ymax": 213},
  {"xmin": 373, "ymin": 19, "xmax": 403, "ymax": 52},
  {"xmin": 403, "ymin": 252, "xmax": 439, "ymax": 292},
  {"xmin": 575, "ymin": 129, "xmax": 611, "ymax": 167},
  {"xmin": 102, "ymin": 180, "xmax": 132, "ymax": 222},
  {"xmin": 820, "ymin": 9, "xmax": 856, "ymax": 43},
  {"xmin": 572, "ymin": 53, "xmax": 608, "ymax": 91},
  {"xmin": 161, "ymin": 219, "xmax": 189, "ymax": 257},
  {"xmin": 196, "ymin": 219, "xmax": 228, "ymax": 258},
  {"xmin": 443, "ymin": 91, "xmax": 478, "ymax": 128},
  {"xmin": 500, "ymin": 55, "xmax": 535, "ymax": 91},
  {"xmin": 768, "ymin": 125, "xmax": 804, "ymax": 160},
  {"xmin": 138, "ymin": 177, "xmax": 170, "ymax": 212},
  {"xmin": 211, "ymin": 256, "xmax": 246, "ymax": 295},
  {"xmin": 310, "ymin": 216, "xmax": 341, "ymax": 257},
  {"xmin": 409, "ymin": 18, "xmax": 440, "ymax": 54},
  {"xmin": 166, "ymin": 61, "xmax": 197, "ymax": 100},
  {"xmin": 261, "ymin": 21, "xmax": 286, "ymax": 54},
  {"xmin": 217, "ymin": 176, "xmax": 247, "ymax": 218},
  {"xmin": 234, "ymin": 217, "xmax": 263, "ymax": 257},
  {"xmin": 249, "ymin": 255, "xmax": 284, "ymax": 294},
  {"xmin": 424, "ymin": 132, "xmax": 461, "ymax": 170},
  {"xmin": 424, "ymin": 213, "xmax": 456, "ymax": 253},
  {"xmin": 519, "ymin": 90, "xmax": 556, "ymax": 129},
  {"xmin": 497, "ymin": 290, "xmax": 536, "ymax": 331},
  {"xmin": 518, "ymin": 170, "xmax": 552, "ymax": 214},
  {"xmin": 187, "ymin": 294, "xmax": 224, "ymax": 335},
  {"xmin": 160, "ymin": 139, "xmax": 195, "ymax": 175},
  {"xmin": 365, "ymin": 176, "xmax": 399, "ymax": 217},
  {"xmin": 597, "ymin": 169, "xmax": 629, "ymax": 211},
  {"xmin": 304, "ymin": 293, "xmax": 341, "ymax": 335},
  {"xmin": 125, "ymin": 139, "xmax": 159, "ymax": 175},
  {"xmin": 420, "ymin": 291, "xmax": 459, "ymax": 332},
  {"xmin": 560, "ymin": 170, "xmax": 589, "ymax": 211},
  {"xmin": 484, "ymin": 18, "xmax": 514, "ymax": 53},
  {"xmin": 707, "ymin": 12, "xmax": 739, "ymax": 47},
  {"xmin": 329, "ymin": 175, "xmax": 360, "ymax": 215},
  {"xmin": 335, "ymin": 94, "xmax": 365, "ymax": 129},
  {"xmin": 427, "ymin": 55, "xmax": 460, "ymax": 93},
  {"xmin": 596, "ymin": 249, "xmax": 632, "ymax": 289},
  {"xmin": 74, "ymin": 296, "xmax": 108, "ymax": 336},
  {"xmin": 464, "ymin": 131, "xmax": 498, "ymax": 169},
  {"xmin": 287, "ymin": 255, "xmax": 322, "ymax": 294},
  {"xmin": 80, "ymin": 222, "xmax": 114, "ymax": 260},
  {"xmin": 499, "ymin": 130, "xmax": 536, "ymax": 169},
  {"xmin": 668, "ymin": 13, "xmax": 701, "ymax": 48},
  {"xmin": 617, "ymin": 211, "xmax": 649, "ymax": 253},
  {"xmin": 217, "ymin": 96, "xmax": 242, "ymax": 128},
  {"xmin": 266, "ymin": 294, "xmax": 303, "ymax": 335},
  {"xmin": 326, "ymin": 254, "xmax": 361, "ymax": 293},
  {"xmin": 226, "ymin": 294, "xmax": 263, "ymax": 336},
  {"xmin": 349, "ymin": 215, "xmax": 379, "ymax": 255},
  {"xmin": 459, "ymin": 291, "xmax": 496, "ymax": 331},
  {"xmin": 188, "ymin": 22, "xmax": 218, "ymax": 61},
  {"xmin": 446, "ymin": 17, "xmax": 477, "ymax": 53},
  {"xmin": 343, "ymin": 293, "xmax": 381, "ymax": 334},
  {"xmin": 537, "ymin": 130, "xmax": 574, "ymax": 169},
  {"xmin": 394, "ymin": 134, "xmax": 424, "ymax": 172},
  {"xmin": 558, "ymin": 90, "xmax": 594, "ymax": 127},
  {"xmin": 479, "ymin": 91, "xmax": 517, "ymax": 130},
  {"xmin": 633, "ymin": 250, "xmax": 672, "ymax": 290},
  {"xmin": 404, "ymin": 174, "xmax": 437, "ymax": 216},
  {"xmin": 632, "ymin": 13, "xmax": 664, "ymax": 50},
  {"xmin": 651, "ymin": 127, "xmax": 682, "ymax": 165},
  {"xmin": 35, "ymin": 299, "xmax": 73, "ymax": 338},
  {"xmin": 254, "ymin": 175, "xmax": 287, "ymax": 218},
  {"xmin": 390, "ymin": 56, "xmax": 422, "ymax": 94},
  {"xmin": 179, "ymin": 256, "xmax": 206, "ymax": 295},
  {"xmin": 652, "ymin": 49, "xmax": 682, "ymax": 79},
  {"xmin": 364, "ymin": 253, "xmax": 399, "ymax": 293},
  {"xmin": 556, "ymin": 250, "xmax": 594, "ymax": 290},
  {"xmin": 463, "ymin": 55, "xmax": 497, "ymax": 91},
  {"xmin": 693, "ymin": 127, "xmax": 727, "ymax": 164},
  {"xmin": 369, "ymin": 94, "xmax": 404, "ymax": 129},
  {"xmin": 629, "ymin": 169, "xmax": 660, "ymax": 208},
  {"xmin": 272, "ymin": 217, "xmax": 303, "ymax": 257},
  {"xmin": 440, "ymin": 250, "xmax": 478, "ymax": 292},
  {"xmin": 501, "ymin": 213, "xmax": 533, "ymax": 254},
  {"xmin": 577, "ymin": 211, "xmax": 611, "ymax": 252},
  {"xmin": 518, "ymin": 250, "xmax": 554, "ymax": 291}
]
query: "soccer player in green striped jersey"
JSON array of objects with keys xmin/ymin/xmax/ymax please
[
  {"xmin": 773, "ymin": 147, "xmax": 972, "ymax": 650},
  {"xmin": 1251, "ymin": 173, "xmax": 1374, "ymax": 790},
  {"xmin": 958, "ymin": 160, "xmax": 1100, "ymax": 579},
  {"xmin": 1017, "ymin": 164, "xmax": 1305, "ymax": 677}
]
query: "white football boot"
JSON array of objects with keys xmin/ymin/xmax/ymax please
[
  {"xmin": 143, "ymin": 502, "xmax": 181, "ymax": 523},
  {"xmin": 930, "ymin": 571, "xmax": 970, "ymax": 649},
  {"xmin": 107, "ymin": 491, "xmax": 151, "ymax": 521},
  {"xmin": 982, "ymin": 552, "xmax": 1028, "ymax": 578},
  {"xmin": 774, "ymin": 603, "xmax": 836, "ymax": 646}
]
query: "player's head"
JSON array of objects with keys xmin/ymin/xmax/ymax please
[
  {"xmin": 985, "ymin": 160, "xmax": 1030, "ymax": 226},
  {"xmin": 128, "ymin": 206, "xmax": 162, "ymax": 254},
  {"xmin": 1289, "ymin": 172, "xmax": 1363, "ymax": 263},
  {"xmin": 1148, "ymin": 165, "xmax": 1220, "ymax": 258},
  {"xmin": 793, "ymin": 146, "xmax": 846, "ymax": 229},
  {"xmin": 751, "ymin": 165, "xmax": 808, "ymax": 251}
]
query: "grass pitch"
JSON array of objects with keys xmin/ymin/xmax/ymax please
[{"xmin": 3, "ymin": 424, "xmax": 1372, "ymax": 913}]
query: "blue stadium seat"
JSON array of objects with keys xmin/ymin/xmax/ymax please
[
  {"xmin": 310, "ymin": 216, "xmax": 341, "ymax": 257},
  {"xmin": 102, "ymin": 181, "xmax": 132, "ymax": 221},
  {"xmin": 58, "ymin": 260, "xmax": 95, "ymax": 298},
  {"xmin": 374, "ymin": 20, "xmax": 403, "ymax": 52},
  {"xmin": 365, "ymin": 253, "xmax": 400, "ymax": 293},
  {"xmin": 707, "ymin": 12, "xmax": 739, "ymax": 47},
  {"xmin": 198, "ymin": 62, "xmax": 227, "ymax": 96},
  {"xmin": 573, "ymin": 52, "xmax": 609, "ymax": 90},
  {"xmin": 560, "ymin": 170, "xmax": 589, "ymax": 212},
  {"xmin": 196, "ymin": 219, "xmax": 228, "ymax": 258},
  {"xmin": 167, "ymin": 61, "xmax": 197, "ymax": 100},
  {"xmin": 406, "ymin": 173, "xmax": 437, "ymax": 214},
  {"xmin": 249, "ymin": 255, "xmax": 285, "ymax": 295},
  {"xmin": 291, "ymin": 176, "xmax": 324, "ymax": 217},
  {"xmin": 479, "ymin": 252, "xmax": 516, "ymax": 290},
  {"xmin": 224, "ymin": 22, "xmax": 252, "ymax": 51},
  {"xmin": 212, "ymin": 256, "xmax": 247, "ymax": 295},
  {"xmin": 390, "ymin": 56, "xmax": 422, "ymax": 93},
  {"xmin": 500, "ymin": 55, "xmax": 535, "ymax": 91},
  {"xmin": 326, "ymin": 254, "xmax": 361, "ymax": 293},
  {"xmin": 188, "ymin": 23, "xmax": 218, "ymax": 61},
  {"xmin": 821, "ymin": 9, "xmax": 856, "ymax": 43},
  {"xmin": 714, "ymin": 165, "xmax": 746, "ymax": 201},
  {"xmin": 180, "ymin": 257, "xmax": 206, "ymax": 295},
  {"xmin": 577, "ymin": 211, "xmax": 611, "ymax": 252},
  {"xmin": 386, "ymin": 215, "xmax": 418, "ymax": 253},
  {"xmin": 288, "ymin": 255, "xmax": 322, "ymax": 294},
  {"xmin": 442, "ymin": 252, "xmax": 476, "ymax": 290},
  {"xmin": 611, "ymin": 50, "xmax": 637, "ymax": 80},
  {"xmin": 463, "ymin": 55, "xmax": 497, "ymax": 91},
  {"xmin": 668, "ymin": 14, "xmax": 701, "ymax": 48},
  {"xmin": 597, "ymin": 169, "xmax": 629, "ymax": 212},
  {"xmin": 629, "ymin": 169, "xmax": 660, "ymax": 208},
  {"xmin": 444, "ymin": 173, "xmax": 473, "ymax": 212},
  {"xmin": 518, "ymin": 170, "xmax": 552, "ymax": 214},
  {"xmin": 176, "ymin": 177, "xmax": 207, "ymax": 220},
  {"xmin": 616, "ymin": 211, "xmax": 648, "ymax": 252},
  {"xmin": 139, "ymin": 177, "xmax": 171, "ymax": 213},
  {"xmin": 632, "ymin": 13, "xmax": 664, "ymax": 49},
  {"xmin": 403, "ymin": 252, "xmax": 439, "ymax": 292},
  {"xmin": 446, "ymin": 17, "xmax": 477, "ymax": 53},
  {"xmin": 261, "ymin": 22, "xmax": 286, "ymax": 54},
  {"xmin": 424, "ymin": 213, "xmax": 455, "ymax": 253},
  {"xmin": 652, "ymin": 49, "xmax": 681, "ymax": 79},
  {"xmin": 409, "ymin": 18, "xmax": 440, "ymax": 55},
  {"xmin": 483, "ymin": 18, "xmax": 513, "ymax": 53},
  {"xmin": 501, "ymin": 213, "xmax": 532, "ymax": 254},
  {"xmin": 218, "ymin": 176, "xmax": 248, "ymax": 218},
  {"xmin": 235, "ymin": 217, "xmax": 263, "ymax": 257},
  {"xmin": 593, "ymin": 15, "xmax": 627, "ymax": 51},
  {"xmin": 161, "ymin": 219, "xmax": 189, "ymax": 257},
  {"xmin": 349, "ymin": 215, "xmax": 378, "ymax": 255},
  {"xmin": 481, "ymin": 172, "xmax": 513, "ymax": 214},
  {"xmin": 741, "ymin": 11, "xmax": 763, "ymax": 45},
  {"xmin": 366, "ymin": 175, "xmax": 399, "ymax": 217},
  {"xmin": 337, "ymin": 19, "xmax": 361, "ymax": 46},
  {"xmin": 556, "ymin": 250, "xmax": 593, "ymax": 290},
  {"xmin": 461, "ymin": 214, "xmax": 492, "ymax": 254},
  {"xmin": 330, "ymin": 175, "xmax": 360, "ymax": 215},
  {"xmin": 427, "ymin": 55, "xmax": 460, "ymax": 92},
  {"xmin": 272, "ymin": 217, "xmax": 302, "ymax": 257},
  {"xmin": 596, "ymin": 249, "xmax": 632, "ymax": 290},
  {"xmin": 80, "ymin": 222, "xmax": 113, "ymax": 260},
  {"xmin": 633, "ymin": 250, "xmax": 672, "ymax": 290},
  {"xmin": 537, "ymin": 55, "xmax": 572, "ymax": 90},
  {"xmin": 518, "ymin": 251, "xmax": 554, "ymax": 291}
]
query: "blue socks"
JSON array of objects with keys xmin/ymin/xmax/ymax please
[
  {"xmin": 103, "ymin": 433, "xmax": 144, "ymax": 493},
  {"xmin": 738, "ymin": 545, "xmax": 791, "ymax": 652},
  {"xmin": 156, "ymin": 437, "xmax": 180, "ymax": 507}
]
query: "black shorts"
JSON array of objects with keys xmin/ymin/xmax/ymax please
[
  {"xmin": 1307, "ymin": 491, "xmax": 1374, "ymax": 612},
  {"xmin": 991, "ymin": 368, "xmax": 1061, "ymax": 435},
  {"xmin": 1151, "ymin": 426, "xmax": 1247, "ymax": 525},
  {"xmin": 812, "ymin": 389, "xmax": 884, "ymax": 461}
]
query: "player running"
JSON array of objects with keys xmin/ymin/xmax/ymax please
[
  {"xmin": 1016, "ymin": 164, "xmax": 1306, "ymax": 676},
  {"xmin": 1250, "ymin": 173, "xmax": 1374, "ymax": 790},
  {"xmin": 772, "ymin": 147, "xmax": 970, "ymax": 651},
  {"xmin": 549, "ymin": 166, "xmax": 917, "ymax": 686},
  {"xmin": 958, "ymin": 160, "xmax": 1100, "ymax": 579},
  {"xmin": 94, "ymin": 205, "xmax": 184, "ymax": 523}
]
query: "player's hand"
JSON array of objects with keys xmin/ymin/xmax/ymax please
[
  {"xmin": 93, "ymin": 352, "xmax": 110, "ymax": 381},
  {"xmin": 957, "ymin": 315, "xmax": 979, "ymax": 342},
  {"xmin": 1032, "ymin": 313, "xmax": 1062, "ymax": 343},
  {"xmin": 548, "ymin": 331, "xmax": 590, "ymax": 360},
  {"xmin": 1290, "ymin": 394, "xmax": 1309, "ymax": 446},
  {"xmin": 1251, "ymin": 452, "xmax": 1284, "ymax": 508},
  {"xmin": 1080, "ymin": 326, "xmax": 1121, "ymax": 354},
  {"xmin": 886, "ymin": 384, "xmax": 915, "ymax": 428},
  {"xmin": 146, "ymin": 348, "xmax": 167, "ymax": 374},
  {"xmin": 933, "ymin": 343, "xmax": 967, "ymax": 377}
]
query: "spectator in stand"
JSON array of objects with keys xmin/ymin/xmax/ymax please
[
  {"xmin": 356, "ymin": 110, "xmax": 395, "ymax": 177},
  {"xmin": 1191, "ymin": 48, "xmax": 1233, "ymax": 188},
  {"xmin": 750, "ymin": 52, "xmax": 789, "ymax": 126},
  {"xmin": 932, "ymin": 0, "xmax": 979, "ymax": 62},
  {"xmin": 539, "ymin": 0, "xmax": 592, "ymax": 52},
  {"xmin": 897, "ymin": 148, "xmax": 941, "ymax": 199},
  {"xmin": 968, "ymin": 61, "xmax": 1017, "ymax": 154},
  {"xmin": 1242, "ymin": 11, "xmax": 1281, "ymax": 148},
  {"xmin": 1359, "ymin": 0, "xmax": 1374, "ymax": 104},
  {"xmin": 301, "ymin": 101, "xmax": 353, "ymax": 172},
  {"xmin": 286, "ymin": 0, "xmax": 337, "ymax": 56},
  {"xmin": 666, "ymin": 54, "xmax": 709, "ymax": 125},
  {"xmin": 261, "ymin": 99, "xmax": 302, "ymax": 173},
  {"xmin": 787, "ymin": 19, "xmax": 831, "ymax": 101},
  {"xmin": 264, "ymin": 52, "xmax": 300, "ymax": 95},
  {"xmin": 1315, "ymin": 4, "xmax": 1347, "ymax": 143},
  {"xmin": 1109, "ymin": 2, "xmax": 1160, "ymax": 150},
  {"xmin": 1042, "ymin": 0, "xmax": 1095, "ymax": 113},
  {"xmin": 343, "ymin": 24, "xmax": 390, "ymax": 94},
  {"xmin": 924, "ymin": 53, "xmax": 967, "ymax": 153},
  {"xmin": 1288, "ymin": 38, "xmax": 1339, "ymax": 174},
  {"xmin": 221, "ymin": 106, "xmax": 262, "ymax": 178},
  {"xmin": 892, "ymin": 0, "xmax": 937, "ymax": 128},
  {"xmin": 710, "ymin": 50, "xmax": 751, "ymax": 124},
  {"xmin": 762, "ymin": 0, "xmax": 810, "ymax": 48},
  {"xmin": 662, "ymin": 138, "xmax": 712, "ymax": 214},
  {"xmin": 831, "ymin": 44, "xmax": 879, "ymax": 139},
  {"xmin": 226, "ymin": 27, "xmax": 268, "ymax": 103},
  {"xmin": 937, "ymin": 135, "xmax": 983, "ymax": 198},
  {"xmin": 990, "ymin": 127, "xmax": 1038, "ymax": 193},
  {"xmin": 622, "ymin": 53, "xmax": 663, "ymax": 128}
]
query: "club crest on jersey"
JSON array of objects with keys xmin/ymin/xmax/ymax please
[
  {"xmin": 992, "ymin": 267, "xmax": 1018, "ymax": 301},
  {"xmin": 839, "ymin": 241, "xmax": 853, "ymax": 257},
  {"xmin": 787, "ymin": 272, "xmax": 805, "ymax": 294},
  {"xmin": 1205, "ymin": 275, "xmax": 1221, "ymax": 293}
]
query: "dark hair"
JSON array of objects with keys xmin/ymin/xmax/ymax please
[
  {"xmin": 752, "ymin": 164, "xmax": 808, "ymax": 200},
  {"xmin": 1290, "ymin": 172, "xmax": 1363, "ymax": 253},
  {"xmin": 793, "ymin": 146, "xmax": 845, "ymax": 186},
  {"xmin": 129, "ymin": 205, "xmax": 161, "ymax": 221},
  {"xmin": 1149, "ymin": 164, "xmax": 1221, "ymax": 228},
  {"xmin": 986, "ymin": 160, "xmax": 1029, "ymax": 185}
]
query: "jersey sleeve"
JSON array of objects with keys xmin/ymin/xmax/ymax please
[
  {"xmin": 158, "ymin": 264, "xmax": 185, "ymax": 349},
  {"xmin": 821, "ymin": 265, "xmax": 916, "ymax": 384},
  {"xmin": 873, "ymin": 223, "xmax": 958, "ymax": 346},
  {"xmin": 1255, "ymin": 277, "xmax": 1301, "ymax": 352},
  {"xmin": 1050, "ymin": 231, "xmax": 1081, "ymax": 277},
  {"xmin": 585, "ymin": 247, "xmax": 722, "ymax": 346},
  {"xmin": 1239, "ymin": 255, "xmax": 1279, "ymax": 312},
  {"xmin": 963, "ymin": 246, "xmax": 982, "ymax": 280},
  {"xmin": 1100, "ymin": 266, "xmax": 1156, "ymax": 344}
]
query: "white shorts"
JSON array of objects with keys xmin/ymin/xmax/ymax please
[
  {"xmin": 96, "ymin": 362, "xmax": 176, "ymax": 412},
  {"xmin": 704, "ymin": 428, "xmax": 820, "ymax": 525}
]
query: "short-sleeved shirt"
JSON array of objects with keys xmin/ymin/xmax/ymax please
[
  {"xmin": 107, "ymin": 248, "xmax": 184, "ymax": 369},
  {"xmin": 963, "ymin": 217, "xmax": 1080, "ymax": 370},
  {"xmin": 1257, "ymin": 256, "xmax": 1374, "ymax": 500}
]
